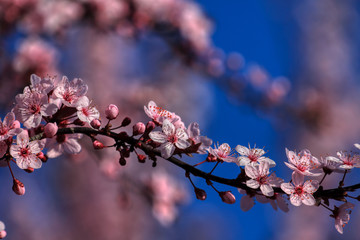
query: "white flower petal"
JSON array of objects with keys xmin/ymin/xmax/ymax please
[
  {"xmin": 260, "ymin": 184, "xmax": 274, "ymax": 197},
  {"xmin": 235, "ymin": 145, "xmax": 249, "ymax": 155},
  {"xmin": 246, "ymin": 179, "xmax": 260, "ymax": 189},
  {"xmin": 280, "ymin": 183, "xmax": 294, "ymax": 195},
  {"xmin": 240, "ymin": 195, "xmax": 254, "ymax": 212},
  {"xmin": 160, "ymin": 142, "xmax": 175, "ymax": 159},
  {"xmin": 290, "ymin": 194, "xmax": 302, "ymax": 206},
  {"xmin": 301, "ymin": 193, "xmax": 316, "ymax": 206},
  {"xmin": 292, "ymin": 172, "xmax": 304, "ymax": 186},
  {"xmin": 162, "ymin": 119, "xmax": 175, "ymax": 136},
  {"xmin": 175, "ymin": 139, "xmax": 190, "ymax": 149},
  {"xmin": 245, "ymin": 164, "xmax": 258, "ymax": 179},
  {"xmin": 63, "ymin": 139, "xmax": 81, "ymax": 154},
  {"xmin": 303, "ymin": 180, "xmax": 319, "ymax": 194},
  {"xmin": 149, "ymin": 131, "xmax": 167, "ymax": 143}
]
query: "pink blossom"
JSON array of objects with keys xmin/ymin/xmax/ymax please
[
  {"xmin": 335, "ymin": 151, "xmax": 360, "ymax": 169},
  {"xmin": 332, "ymin": 202, "xmax": 354, "ymax": 234},
  {"xmin": 186, "ymin": 122, "xmax": 212, "ymax": 154},
  {"xmin": 9, "ymin": 130, "xmax": 44, "ymax": 169},
  {"xmin": 104, "ymin": 104, "xmax": 119, "ymax": 120},
  {"xmin": 144, "ymin": 100, "xmax": 173, "ymax": 124},
  {"xmin": 284, "ymin": 148, "xmax": 321, "ymax": 176},
  {"xmin": 46, "ymin": 134, "xmax": 82, "ymax": 158},
  {"xmin": 29, "ymin": 74, "xmax": 55, "ymax": 95},
  {"xmin": 0, "ymin": 112, "xmax": 22, "ymax": 141},
  {"xmin": 245, "ymin": 161, "xmax": 283, "ymax": 197},
  {"xmin": 219, "ymin": 191, "xmax": 236, "ymax": 204},
  {"xmin": 76, "ymin": 96, "xmax": 100, "ymax": 123},
  {"xmin": 90, "ymin": 119, "xmax": 101, "ymax": 129},
  {"xmin": 318, "ymin": 155, "xmax": 344, "ymax": 174},
  {"xmin": 44, "ymin": 122, "xmax": 58, "ymax": 138},
  {"xmin": 236, "ymin": 144, "xmax": 276, "ymax": 167},
  {"xmin": 12, "ymin": 179, "xmax": 26, "ymax": 195},
  {"xmin": 208, "ymin": 143, "xmax": 237, "ymax": 163},
  {"xmin": 133, "ymin": 122, "xmax": 145, "ymax": 136},
  {"xmin": 280, "ymin": 173, "xmax": 319, "ymax": 206},
  {"xmin": 53, "ymin": 76, "xmax": 88, "ymax": 107},
  {"xmin": 149, "ymin": 119, "xmax": 190, "ymax": 159},
  {"xmin": 13, "ymin": 87, "xmax": 58, "ymax": 128}
]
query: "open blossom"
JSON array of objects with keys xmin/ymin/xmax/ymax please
[
  {"xmin": 149, "ymin": 119, "xmax": 190, "ymax": 159},
  {"xmin": 284, "ymin": 148, "xmax": 321, "ymax": 176},
  {"xmin": 186, "ymin": 122, "xmax": 212, "ymax": 154},
  {"xmin": 208, "ymin": 143, "xmax": 237, "ymax": 163},
  {"xmin": 318, "ymin": 156, "xmax": 344, "ymax": 174},
  {"xmin": 245, "ymin": 161, "xmax": 283, "ymax": 197},
  {"xmin": 0, "ymin": 112, "xmax": 22, "ymax": 141},
  {"xmin": 29, "ymin": 74, "xmax": 55, "ymax": 94},
  {"xmin": 332, "ymin": 202, "xmax": 354, "ymax": 234},
  {"xmin": 334, "ymin": 151, "xmax": 360, "ymax": 169},
  {"xmin": 281, "ymin": 173, "xmax": 319, "ymax": 206},
  {"xmin": 13, "ymin": 87, "xmax": 58, "ymax": 129},
  {"xmin": 46, "ymin": 134, "xmax": 82, "ymax": 158},
  {"xmin": 9, "ymin": 130, "xmax": 45, "ymax": 169},
  {"xmin": 53, "ymin": 76, "xmax": 88, "ymax": 107},
  {"xmin": 236, "ymin": 144, "xmax": 276, "ymax": 167},
  {"xmin": 76, "ymin": 96, "xmax": 100, "ymax": 124},
  {"xmin": 144, "ymin": 100, "xmax": 173, "ymax": 124}
]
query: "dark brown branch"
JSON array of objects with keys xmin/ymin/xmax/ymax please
[{"xmin": 32, "ymin": 127, "xmax": 360, "ymax": 201}]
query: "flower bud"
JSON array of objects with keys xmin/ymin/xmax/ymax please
[
  {"xmin": 195, "ymin": 188, "xmax": 207, "ymax": 200},
  {"xmin": 93, "ymin": 140, "xmax": 105, "ymax": 149},
  {"xmin": 0, "ymin": 230, "xmax": 6, "ymax": 239},
  {"xmin": 37, "ymin": 152, "xmax": 48, "ymax": 162},
  {"xmin": 206, "ymin": 153, "xmax": 217, "ymax": 162},
  {"xmin": 146, "ymin": 121, "xmax": 156, "ymax": 132},
  {"xmin": 105, "ymin": 104, "xmax": 119, "ymax": 120},
  {"xmin": 133, "ymin": 122, "xmax": 145, "ymax": 136},
  {"xmin": 137, "ymin": 154, "xmax": 146, "ymax": 163},
  {"xmin": 119, "ymin": 157, "xmax": 126, "ymax": 166},
  {"xmin": 12, "ymin": 179, "xmax": 25, "ymax": 195},
  {"xmin": 90, "ymin": 119, "xmax": 101, "ymax": 129},
  {"xmin": 219, "ymin": 191, "xmax": 236, "ymax": 204},
  {"xmin": 12, "ymin": 120, "xmax": 20, "ymax": 129},
  {"xmin": 44, "ymin": 123, "xmax": 58, "ymax": 138},
  {"xmin": 121, "ymin": 117, "xmax": 131, "ymax": 127}
]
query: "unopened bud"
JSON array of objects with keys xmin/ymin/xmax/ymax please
[
  {"xmin": 90, "ymin": 119, "xmax": 101, "ymax": 129},
  {"xmin": 195, "ymin": 188, "xmax": 207, "ymax": 200},
  {"xmin": 206, "ymin": 153, "xmax": 217, "ymax": 162},
  {"xmin": 119, "ymin": 157, "xmax": 126, "ymax": 166},
  {"xmin": 133, "ymin": 122, "xmax": 145, "ymax": 136},
  {"xmin": 146, "ymin": 121, "xmax": 156, "ymax": 132},
  {"xmin": 137, "ymin": 154, "xmax": 146, "ymax": 163},
  {"xmin": 73, "ymin": 118, "xmax": 85, "ymax": 126},
  {"xmin": 105, "ymin": 104, "xmax": 119, "ymax": 120},
  {"xmin": 0, "ymin": 230, "xmax": 6, "ymax": 239},
  {"xmin": 12, "ymin": 120, "xmax": 20, "ymax": 129},
  {"xmin": 93, "ymin": 140, "xmax": 105, "ymax": 149},
  {"xmin": 44, "ymin": 123, "xmax": 58, "ymax": 138},
  {"xmin": 121, "ymin": 117, "xmax": 131, "ymax": 127},
  {"xmin": 37, "ymin": 152, "xmax": 48, "ymax": 162},
  {"xmin": 219, "ymin": 191, "xmax": 236, "ymax": 204},
  {"xmin": 12, "ymin": 179, "xmax": 25, "ymax": 195},
  {"xmin": 24, "ymin": 167, "xmax": 34, "ymax": 173}
]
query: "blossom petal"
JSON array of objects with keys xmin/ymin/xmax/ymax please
[
  {"xmin": 260, "ymin": 184, "xmax": 274, "ymax": 197},
  {"xmin": 240, "ymin": 195, "xmax": 254, "ymax": 212},
  {"xmin": 160, "ymin": 142, "xmax": 175, "ymax": 159},
  {"xmin": 238, "ymin": 156, "xmax": 251, "ymax": 166},
  {"xmin": 245, "ymin": 165, "xmax": 258, "ymax": 179},
  {"xmin": 63, "ymin": 139, "xmax": 81, "ymax": 154},
  {"xmin": 175, "ymin": 139, "xmax": 190, "ymax": 149},
  {"xmin": 303, "ymin": 180, "xmax": 319, "ymax": 194},
  {"xmin": 301, "ymin": 193, "xmax": 316, "ymax": 206},
  {"xmin": 280, "ymin": 183, "xmax": 294, "ymax": 195},
  {"xmin": 149, "ymin": 131, "xmax": 167, "ymax": 143},
  {"xmin": 16, "ymin": 130, "xmax": 29, "ymax": 147},
  {"xmin": 246, "ymin": 179, "xmax": 259, "ymax": 189},
  {"xmin": 162, "ymin": 119, "xmax": 175, "ymax": 136},
  {"xmin": 286, "ymin": 148, "xmax": 298, "ymax": 165},
  {"xmin": 290, "ymin": 194, "xmax": 302, "ymax": 206},
  {"xmin": 235, "ymin": 145, "xmax": 249, "ymax": 155},
  {"xmin": 176, "ymin": 128, "xmax": 188, "ymax": 141},
  {"xmin": 28, "ymin": 155, "xmax": 42, "ymax": 169},
  {"xmin": 258, "ymin": 161, "xmax": 269, "ymax": 176},
  {"xmin": 292, "ymin": 172, "xmax": 304, "ymax": 186}
]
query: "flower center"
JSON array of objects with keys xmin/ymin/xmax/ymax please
[
  {"xmin": 20, "ymin": 147, "xmax": 30, "ymax": 157},
  {"xmin": 30, "ymin": 104, "xmax": 41, "ymax": 114},
  {"xmin": 248, "ymin": 154, "xmax": 257, "ymax": 162},
  {"xmin": 82, "ymin": 107, "xmax": 89, "ymax": 117},
  {"xmin": 294, "ymin": 186, "xmax": 304, "ymax": 195},
  {"xmin": 63, "ymin": 91, "xmax": 74, "ymax": 103},
  {"xmin": 168, "ymin": 135, "xmax": 178, "ymax": 143},
  {"xmin": 257, "ymin": 176, "xmax": 267, "ymax": 185}
]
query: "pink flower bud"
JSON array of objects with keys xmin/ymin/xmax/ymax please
[
  {"xmin": 0, "ymin": 230, "xmax": 6, "ymax": 239},
  {"xmin": 12, "ymin": 120, "xmax": 20, "ymax": 129},
  {"xmin": 219, "ymin": 191, "xmax": 236, "ymax": 204},
  {"xmin": 90, "ymin": 119, "xmax": 101, "ymax": 129},
  {"xmin": 24, "ymin": 167, "xmax": 34, "ymax": 173},
  {"xmin": 12, "ymin": 179, "xmax": 25, "ymax": 195},
  {"xmin": 93, "ymin": 140, "xmax": 105, "ymax": 149},
  {"xmin": 146, "ymin": 121, "xmax": 156, "ymax": 132},
  {"xmin": 195, "ymin": 188, "xmax": 207, "ymax": 200},
  {"xmin": 137, "ymin": 154, "xmax": 146, "ymax": 163},
  {"xmin": 105, "ymin": 104, "xmax": 119, "ymax": 120},
  {"xmin": 121, "ymin": 117, "xmax": 131, "ymax": 127},
  {"xmin": 37, "ymin": 152, "xmax": 48, "ymax": 162},
  {"xmin": 44, "ymin": 123, "xmax": 58, "ymax": 138},
  {"xmin": 133, "ymin": 122, "xmax": 145, "ymax": 136}
]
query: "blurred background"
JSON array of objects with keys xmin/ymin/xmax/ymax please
[{"xmin": 1, "ymin": 0, "xmax": 360, "ymax": 239}]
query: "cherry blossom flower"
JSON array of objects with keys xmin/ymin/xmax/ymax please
[
  {"xmin": 144, "ymin": 100, "xmax": 173, "ymax": 124},
  {"xmin": 13, "ymin": 87, "xmax": 58, "ymax": 128},
  {"xmin": 284, "ymin": 148, "xmax": 321, "ymax": 176},
  {"xmin": 76, "ymin": 96, "xmax": 100, "ymax": 124},
  {"xmin": 0, "ymin": 112, "xmax": 22, "ymax": 141},
  {"xmin": 53, "ymin": 76, "xmax": 88, "ymax": 107},
  {"xmin": 332, "ymin": 202, "xmax": 354, "ymax": 234},
  {"xmin": 236, "ymin": 144, "xmax": 276, "ymax": 167},
  {"xmin": 9, "ymin": 130, "xmax": 45, "ymax": 169},
  {"xmin": 238, "ymin": 189, "xmax": 255, "ymax": 212},
  {"xmin": 245, "ymin": 161, "xmax": 283, "ymax": 197},
  {"xmin": 29, "ymin": 74, "xmax": 55, "ymax": 95},
  {"xmin": 280, "ymin": 172, "xmax": 319, "ymax": 206},
  {"xmin": 186, "ymin": 122, "xmax": 212, "ymax": 154},
  {"xmin": 318, "ymin": 156, "xmax": 344, "ymax": 174},
  {"xmin": 149, "ymin": 119, "xmax": 190, "ymax": 159},
  {"xmin": 334, "ymin": 151, "xmax": 360, "ymax": 169},
  {"xmin": 208, "ymin": 143, "xmax": 237, "ymax": 163},
  {"xmin": 46, "ymin": 134, "xmax": 82, "ymax": 158}
]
